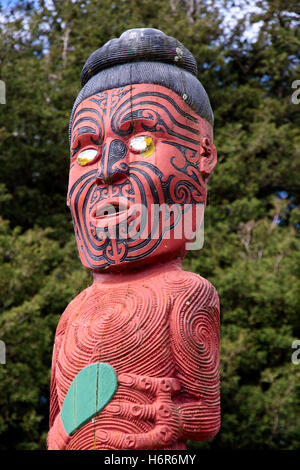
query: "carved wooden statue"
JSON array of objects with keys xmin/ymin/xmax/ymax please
[{"xmin": 47, "ymin": 28, "xmax": 220, "ymax": 450}]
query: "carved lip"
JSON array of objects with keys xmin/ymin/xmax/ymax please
[{"xmin": 91, "ymin": 198, "xmax": 134, "ymax": 227}]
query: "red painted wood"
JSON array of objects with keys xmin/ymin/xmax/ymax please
[{"xmin": 48, "ymin": 83, "xmax": 220, "ymax": 450}]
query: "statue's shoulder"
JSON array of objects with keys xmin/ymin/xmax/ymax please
[
  {"xmin": 163, "ymin": 267, "xmax": 216, "ymax": 289},
  {"xmin": 55, "ymin": 286, "xmax": 93, "ymax": 334},
  {"xmin": 163, "ymin": 268, "xmax": 218, "ymax": 307},
  {"xmin": 65, "ymin": 286, "xmax": 92, "ymax": 312},
  {"xmin": 178, "ymin": 269, "xmax": 214, "ymax": 284}
]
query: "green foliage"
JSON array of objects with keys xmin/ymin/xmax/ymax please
[
  {"xmin": 0, "ymin": 0, "xmax": 299, "ymax": 450},
  {"xmin": 0, "ymin": 215, "xmax": 91, "ymax": 449}
]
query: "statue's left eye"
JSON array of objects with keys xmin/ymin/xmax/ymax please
[
  {"xmin": 77, "ymin": 149, "xmax": 98, "ymax": 166},
  {"xmin": 129, "ymin": 136, "xmax": 155, "ymax": 157}
]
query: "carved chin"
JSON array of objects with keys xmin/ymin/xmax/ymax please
[{"xmin": 70, "ymin": 172, "xmax": 204, "ymax": 270}]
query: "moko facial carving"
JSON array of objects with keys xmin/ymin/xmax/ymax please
[
  {"xmin": 68, "ymin": 83, "xmax": 216, "ymax": 269},
  {"xmin": 48, "ymin": 28, "xmax": 220, "ymax": 450}
]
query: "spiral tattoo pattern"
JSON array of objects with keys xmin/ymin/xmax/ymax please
[{"xmin": 68, "ymin": 84, "xmax": 215, "ymax": 270}]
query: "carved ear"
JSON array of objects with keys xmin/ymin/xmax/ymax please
[{"xmin": 199, "ymin": 137, "xmax": 217, "ymax": 180}]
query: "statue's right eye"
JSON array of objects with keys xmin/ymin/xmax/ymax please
[{"xmin": 77, "ymin": 148, "xmax": 98, "ymax": 166}]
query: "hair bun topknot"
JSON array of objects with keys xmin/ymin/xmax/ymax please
[
  {"xmin": 69, "ymin": 28, "xmax": 214, "ymax": 142},
  {"xmin": 81, "ymin": 28, "xmax": 198, "ymax": 88}
]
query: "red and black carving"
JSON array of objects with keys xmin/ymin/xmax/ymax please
[
  {"xmin": 49, "ymin": 28, "xmax": 220, "ymax": 452},
  {"xmin": 48, "ymin": 265, "xmax": 220, "ymax": 450},
  {"xmin": 68, "ymin": 83, "xmax": 216, "ymax": 270}
]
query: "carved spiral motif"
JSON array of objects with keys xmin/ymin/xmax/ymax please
[
  {"xmin": 68, "ymin": 84, "xmax": 213, "ymax": 269},
  {"xmin": 170, "ymin": 274, "xmax": 220, "ymax": 404},
  {"xmin": 49, "ymin": 268, "xmax": 220, "ymax": 450}
]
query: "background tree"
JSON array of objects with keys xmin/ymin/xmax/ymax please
[{"xmin": 0, "ymin": 0, "xmax": 299, "ymax": 449}]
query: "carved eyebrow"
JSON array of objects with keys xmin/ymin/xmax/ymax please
[
  {"xmin": 119, "ymin": 113, "xmax": 154, "ymax": 130},
  {"xmin": 120, "ymin": 103, "xmax": 199, "ymax": 136},
  {"xmin": 118, "ymin": 91, "xmax": 198, "ymax": 122},
  {"xmin": 118, "ymin": 109, "xmax": 200, "ymax": 145},
  {"xmin": 121, "ymin": 111, "xmax": 154, "ymax": 123},
  {"xmin": 73, "ymin": 107, "xmax": 103, "ymax": 123},
  {"xmin": 78, "ymin": 126, "xmax": 97, "ymax": 136},
  {"xmin": 72, "ymin": 116, "xmax": 102, "ymax": 136}
]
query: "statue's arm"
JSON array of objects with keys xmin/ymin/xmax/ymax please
[
  {"xmin": 47, "ymin": 310, "xmax": 72, "ymax": 450},
  {"xmin": 49, "ymin": 333, "xmax": 61, "ymax": 429},
  {"xmin": 47, "ymin": 289, "xmax": 88, "ymax": 449},
  {"xmin": 47, "ymin": 289, "xmax": 118, "ymax": 450},
  {"xmin": 170, "ymin": 275, "xmax": 221, "ymax": 441}
]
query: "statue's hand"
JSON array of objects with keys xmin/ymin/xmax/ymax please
[
  {"xmin": 49, "ymin": 368, "xmax": 183, "ymax": 450},
  {"xmin": 48, "ymin": 362, "xmax": 117, "ymax": 450},
  {"xmin": 98, "ymin": 373, "xmax": 182, "ymax": 449},
  {"xmin": 61, "ymin": 362, "xmax": 118, "ymax": 436}
]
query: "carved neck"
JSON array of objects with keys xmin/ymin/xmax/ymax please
[{"xmin": 92, "ymin": 258, "xmax": 183, "ymax": 284}]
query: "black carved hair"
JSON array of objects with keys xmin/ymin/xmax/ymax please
[{"xmin": 69, "ymin": 28, "xmax": 213, "ymax": 142}]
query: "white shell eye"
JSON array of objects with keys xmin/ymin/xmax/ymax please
[
  {"xmin": 129, "ymin": 136, "xmax": 155, "ymax": 157},
  {"xmin": 129, "ymin": 136, "xmax": 149, "ymax": 152},
  {"xmin": 77, "ymin": 148, "xmax": 98, "ymax": 166}
]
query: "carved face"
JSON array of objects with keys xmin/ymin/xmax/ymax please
[{"xmin": 67, "ymin": 83, "xmax": 216, "ymax": 270}]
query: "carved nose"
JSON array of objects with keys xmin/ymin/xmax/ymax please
[{"xmin": 96, "ymin": 139, "xmax": 129, "ymax": 184}]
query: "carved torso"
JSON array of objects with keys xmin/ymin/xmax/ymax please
[{"xmin": 50, "ymin": 264, "xmax": 219, "ymax": 450}]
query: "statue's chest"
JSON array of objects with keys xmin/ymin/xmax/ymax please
[{"xmin": 56, "ymin": 284, "xmax": 174, "ymax": 403}]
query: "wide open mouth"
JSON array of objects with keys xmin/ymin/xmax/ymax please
[
  {"xmin": 90, "ymin": 198, "xmax": 134, "ymax": 228},
  {"xmin": 96, "ymin": 200, "xmax": 128, "ymax": 217}
]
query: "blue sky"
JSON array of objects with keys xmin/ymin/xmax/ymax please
[
  {"xmin": 1, "ymin": 0, "xmax": 16, "ymax": 6},
  {"xmin": 1, "ymin": 0, "xmax": 264, "ymax": 43}
]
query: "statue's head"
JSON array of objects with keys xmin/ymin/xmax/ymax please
[{"xmin": 67, "ymin": 28, "xmax": 217, "ymax": 271}]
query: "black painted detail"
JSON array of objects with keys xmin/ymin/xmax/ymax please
[
  {"xmin": 81, "ymin": 28, "xmax": 198, "ymax": 87},
  {"xmin": 97, "ymin": 139, "xmax": 129, "ymax": 183}
]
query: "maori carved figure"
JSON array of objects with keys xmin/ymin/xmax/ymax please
[{"xmin": 47, "ymin": 28, "xmax": 220, "ymax": 450}]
